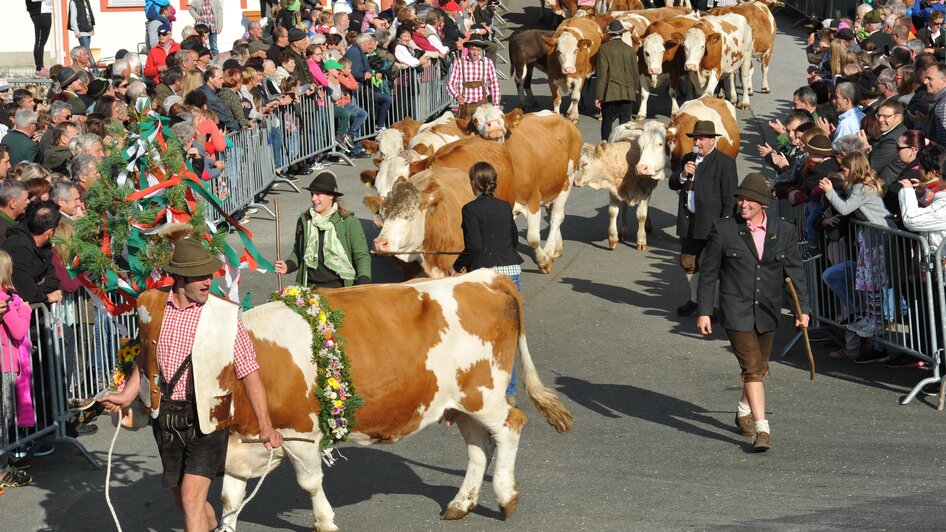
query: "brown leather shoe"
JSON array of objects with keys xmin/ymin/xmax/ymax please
[
  {"xmin": 735, "ymin": 414, "xmax": 755, "ymax": 437},
  {"xmin": 753, "ymin": 431, "xmax": 771, "ymax": 452}
]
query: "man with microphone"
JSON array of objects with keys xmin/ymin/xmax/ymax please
[{"xmin": 668, "ymin": 120, "xmax": 738, "ymax": 316}]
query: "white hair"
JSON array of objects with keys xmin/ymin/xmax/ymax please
[
  {"xmin": 163, "ymin": 95, "xmax": 184, "ymax": 114},
  {"xmin": 14, "ymin": 109, "xmax": 38, "ymax": 128}
]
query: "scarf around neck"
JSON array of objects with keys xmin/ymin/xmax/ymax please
[{"xmin": 303, "ymin": 204, "xmax": 356, "ymax": 282}]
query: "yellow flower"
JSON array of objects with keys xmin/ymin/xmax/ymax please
[
  {"xmin": 327, "ymin": 377, "xmax": 340, "ymax": 390},
  {"xmin": 318, "ymin": 311, "xmax": 327, "ymax": 324},
  {"xmin": 334, "ymin": 400, "xmax": 343, "ymax": 408}
]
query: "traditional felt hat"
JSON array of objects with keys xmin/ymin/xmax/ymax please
[
  {"xmin": 463, "ymin": 34, "xmax": 490, "ymax": 48},
  {"xmin": 443, "ymin": 0, "xmax": 462, "ymax": 11},
  {"xmin": 863, "ymin": 9, "xmax": 882, "ymax": 24},
  {"xmin": 735, "ymin": 172, "xmax": 770, "ymax": 206},
  {"xmin": 856, "ymin": 71, "xmax": 879, "ymax": 99},
  {"xmin": 289, "ymin": 28, "xmax": 308, "ymax": 42},
  {"xmin": 87, "ymin": 78, "xmax": 109, "ymax": 99},
  {"xmin": 165, "ymin": 238, "xmax": 222, "ymax": 277},
  {"xmin": 323, "ymin": 58, "xmax": 344, "ymax": 70},
  {"xmin": 306, "ymin": 171, "xmax": 343, "ymax": 196},
  {"xmin": 686, "ymin": 120, "xmax": 721, "ymax": 138},
  {"xmin": 56, "ymin": 66, "xmax": 81, "ymax": 89},
  {"xmin": 606, "ymin": 20, "xmax": 626, "ymax": 35},
  {"xmin": 804, "ymin": 132, "xmax": 834, "ymax": 158},
  {"xmin": 249, "ymin": 39, "xmax": 270, "ymax": 55}
]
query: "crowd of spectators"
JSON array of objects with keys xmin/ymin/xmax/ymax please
[
  {"xmin": 760, "ymin": 0, "xmax": 946, "ymax": 371},
  {"xmin": 0, "ymin": 0, "xmax": 504, "ymax": 489}
]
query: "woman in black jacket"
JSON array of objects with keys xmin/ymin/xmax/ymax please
[{"xmin": 452, "ymin": 161, "xmax": 522, "ymax": 405}]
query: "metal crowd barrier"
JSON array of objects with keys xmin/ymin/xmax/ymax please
[
  {"xmin": 774, "ymin": 200, "xmax": 946, "ymax": 407},
  {"xmin": 1, "ymin": 301, "xmax": 101, "ymax": 468}
]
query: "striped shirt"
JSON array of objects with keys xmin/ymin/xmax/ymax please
[
  {"xmin": 446, "ymin": 55, "xmax": 501, "ymax": 106},
  {"xmin": 157, "ymin": 292, "xmax": 258, "ymax": 400}
]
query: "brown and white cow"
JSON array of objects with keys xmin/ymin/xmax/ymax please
[
  {"xmin": 572, "ymin": 120, "xmax": 667, "ymax": 250},
  {"xmin": 372, "ymin": 106, "xmax": 583, "ymax": 274},
  {"xmin": 709, "ymin": 0, "xmax": 776, "ymax": 94},
  {"xmin": 636, "ymin": 13, "xmax": 701, "ymax": 119},
  {"xmin": 543, "ymin": 16, "xmax": 604, "ymax": 122},
  {"xmin": 362, "ymin": 112, "xmax": 472, "ymax": 198},
  {"xmin": 662, "ymin": 95, "xmax": 741, "ymax": 172},
  {"xmin": 364, "ymin": 168, "xmax": 473, "ymax": 278},
  {"xmin": 608, "ymin": 6, "xmax": 692, "ymax": 39},
  {"xmin": 682, "ymin": 13, "xmax": 754, "ymax": 110},
  {"xmin": 212, "ymin": 270, "xmax": 573, "ymax": 531}
]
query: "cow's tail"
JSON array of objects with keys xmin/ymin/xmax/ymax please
[{"xmin": 513, "ymin": 293, "xmax": 573, "ymax": 432}]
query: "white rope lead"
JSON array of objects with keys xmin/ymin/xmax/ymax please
[
  {"xmin": 105, "ymin": 421, "xmax": 124, "ymax": 532},
  {"xmin": 219, "ymin": 449, "xmax": 276, "ymax": 531}
]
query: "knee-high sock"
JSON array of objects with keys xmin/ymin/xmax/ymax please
[{"xmin": 688, "ymin": 272, "xmax": 700, "ymax": 303}]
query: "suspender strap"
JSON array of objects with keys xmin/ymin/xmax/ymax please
[{"xmin": 160, "ymin": 355, "xmax": 194, "ymax": 401}]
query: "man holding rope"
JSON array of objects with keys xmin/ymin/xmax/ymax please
[
  {"xmin": 696, "ymin": 173, "xmax": 810, "ymax": 452},
  {"xmin": 100, "ymin": 238, "xmax": 283, "ymax": 531}
]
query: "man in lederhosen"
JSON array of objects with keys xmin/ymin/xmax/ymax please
[
  {"xmin": 446, "ymin": 34, "xmax": 501, "ymax": 120},
  {"xmin": 100, "ymin": 238, "xmax": 283, "ymax": 531}
]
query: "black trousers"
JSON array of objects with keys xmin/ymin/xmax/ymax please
[
  {"xmin": 600, "ymin": 100, "xmax": 635, "ymax": 142},
  {"xmin": 31, "ymin": 14, "xmax": 52, "ymax": 71}
]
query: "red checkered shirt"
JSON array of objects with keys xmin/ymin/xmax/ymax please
[
  {"xmin": 447, "ymin": 55, "xmax": 501, "ymax": 107},
  {"xmin": 157, "ymin": 293, "xmax": 259, "ymax": 401}
]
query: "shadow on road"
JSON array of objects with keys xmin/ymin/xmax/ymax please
[{"xmin": 554, "ymin": 376, "xmax": 747, "ymax": 449}]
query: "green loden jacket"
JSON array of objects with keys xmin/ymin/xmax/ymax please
[
  {"xmin": 595, "ymin": 37, "xmax": 640, "ymax": 104},
  {"xmin": 285, "ymin": 209, "xmax": 372, "ymax": 287}
]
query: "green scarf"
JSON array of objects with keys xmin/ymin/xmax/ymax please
[{"xmin": 303, "ymin": 204, "xmax": 356, "ymax": 282}]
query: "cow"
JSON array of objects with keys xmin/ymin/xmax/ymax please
[
  {"xmin": 372, "ymin": 106, "xmax": 583, "ymax": 274},
  {"xmin": 661, "ymin": 95, "xmax": 741, "ymax": 172},
  {"xmin": 543, "ymin": 16, "xmax": 604, "ymax": 122},
  {"xmin": 510, "ymin": 29, "xmax": 554, "ymax": 110},
  {"xmin": 709, "ymin": 0, "xmax": 776, "ymax": 94},
  {"xmin": 636, "ymin": 13, "xmax": 702, "ymax": 119},
  {"xmin": 608, "ymin": 6, "xmax": 693, "ymax": 39},
  {"xmin": 361, "ymin": 112, "xmax": 472, "ymax": 198},
  {"xmin": 682, "ymin": 13, "xmax": 754, "ymax": 110},
  {"xmin": 364, "ymin": 168, "xmax": 473, "ymax": 278},
  {"xmin": 572, "ymin": 120, "xmax": 667, "ymax": 250},
  {"xmin": 192, "ymin": 270, "xmax": 575, "ymax": 531}
]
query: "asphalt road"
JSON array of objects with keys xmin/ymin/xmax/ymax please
[{"xmin": 8, "ymin": 5, "xmax": 946, "ymax": 532}]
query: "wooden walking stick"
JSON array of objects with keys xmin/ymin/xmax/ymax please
[
  {"xmin": 274, "ymin": 198, "xmax": 283, "ymax": 291},
  {"xmin": 785, "ymin": 277, "xmax": 815, "ymax": 380}
]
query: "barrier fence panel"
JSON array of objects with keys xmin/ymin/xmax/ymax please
[{"xmin": 2, "ymin": 302, "xmax": 100, "ymax": 467}]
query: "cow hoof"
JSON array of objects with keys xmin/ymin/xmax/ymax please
[
  {"xmin": 441, "ymin": 504, "xmax": 474, "ymax": 520},
  {"xmin": 608, "ymin": 240, "xmax": 619, "ymax": 250},
  {"xmin": 500, "ymin": 494, "xmax": 520, "ymax": 519},
  {"xmin": 636, "ymin": 244, "xmax": 647, "ymax": 252},
  {"xmin": 759, "ymin": 87, "xmax": 771, "ymax": 94}
]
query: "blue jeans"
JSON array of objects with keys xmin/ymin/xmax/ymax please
[
  {"xmin": 209, "ymin": 32, "xmax": 219, "ymax": 57},
  {"xmin": 504, "ymin": 273, "xmax": 521, "ymax": 396},
  {"xmin": 373, "ymin": 90, "xmax": 392, "ymax": 128},
  {"xmin": 822, "ymin": 260, "xmax": 858, "ymax": 315}
]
